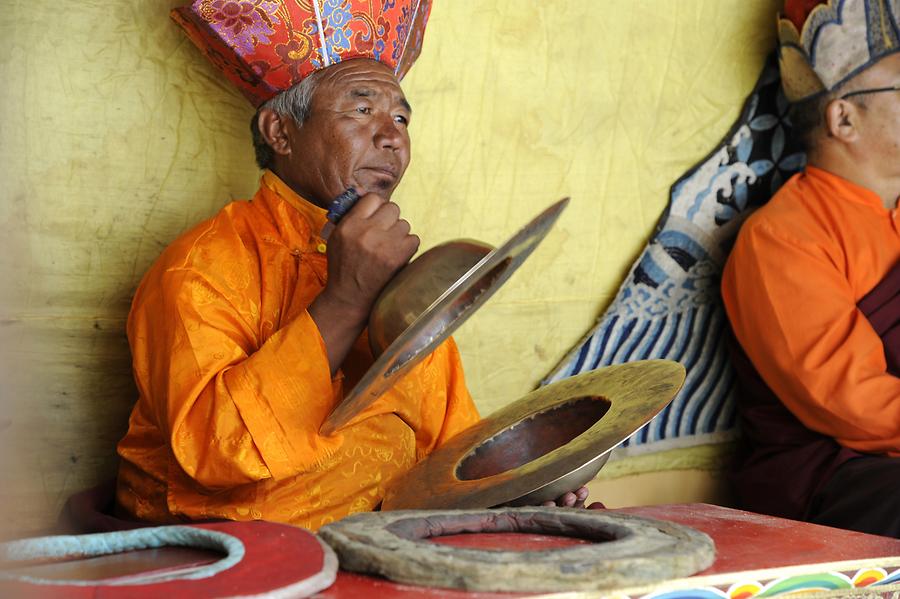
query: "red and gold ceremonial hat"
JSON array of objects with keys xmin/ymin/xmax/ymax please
[
  {"xmin": 172, "ymin": 0, "xmax": 433, "ymax": 107},
  {"xmin": 778, "ymin": 0, "xmax": 900, "ymax": 102}
]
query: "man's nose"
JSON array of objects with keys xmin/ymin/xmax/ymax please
[{"xmin": 374, "ymin": 116, "xmax": 405, "ymax": 151}]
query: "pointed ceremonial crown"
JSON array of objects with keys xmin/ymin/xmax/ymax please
[
  {"xmin": 172, "ymin": 0, "xmax": 433, "ymax": 107},
  {"xmin": 778, "ymin": 0, "xmax": 900, "ymax": 102}
]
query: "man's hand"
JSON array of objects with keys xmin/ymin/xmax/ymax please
[
  {"xmin": 309, "ymin": 192, "xmax": 419, "ymax": 374},
  {"xmin": 540, "ymin": 486, "xmax": 606, "ymax": 509},
  {"xmin": 324, "ymin": 192, "xmax": 419, "ymax": 310}
]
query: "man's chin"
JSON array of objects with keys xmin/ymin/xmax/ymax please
[
  {"xmin": 356, "ymin": 170, "xmax": 401, "ymax": 195},
  {"xmin": 356, "ymin": 183, "xmax": 398, "ymax": 200}
]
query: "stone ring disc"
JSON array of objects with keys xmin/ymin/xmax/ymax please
[{"xmin": 319, "ymin": 507, "xmax": 715, "ymax": 593}]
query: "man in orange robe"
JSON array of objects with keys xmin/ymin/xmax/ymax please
[
  {"xmin": 116, "ymin": 1, "xmax": 588, "ymax": 531},
  {"xmin": 113, "ymin": 1, "xmax": 483, "ymax": 531},
  {"xmin": 722, "ymin": 0, "xmax": 900, "ymax": 536},
  {"xmin": 116, "ymin": 163, "xmax": 482, "ymax": 529}
]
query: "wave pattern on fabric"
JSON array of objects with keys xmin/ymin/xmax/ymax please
[{"xmin": 543, "ymin": 55, "xmax": 806, "ymax": 453}]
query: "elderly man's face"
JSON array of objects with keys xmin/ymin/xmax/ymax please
[{"xmin": 281, "ymin": 59, "xmax": 412, "ymax": 206}]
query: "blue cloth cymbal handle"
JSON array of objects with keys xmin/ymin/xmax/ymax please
[{"xmin": 321, "ymin": 188, "xmax": 360, "ymax": 240}]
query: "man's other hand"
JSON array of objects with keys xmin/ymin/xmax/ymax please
[{"xmin": 540, "ymin": 486, "xmax": 606, "ymax": 509}]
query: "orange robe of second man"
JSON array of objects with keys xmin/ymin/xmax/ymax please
[
  {"xmin": 116, "ymin": 171, "xmax": 481, "ymax": 530},
  {"xmin": 723, "ymin": 166, "xmax": 900, "ymax": 455}
]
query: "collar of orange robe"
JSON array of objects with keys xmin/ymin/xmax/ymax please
[
  {"xmin": 260, "ymin": 169, "xmax": 330, "ymax": 244},
  {"xmin": 804, "ymin": 165, "xmax": 893, "ymax": 213}
]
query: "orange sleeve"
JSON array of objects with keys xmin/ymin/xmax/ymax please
[
  {"xmin": 430, "ymin": 337, "xmax": 481, "ymax": 448},
  {"xmin": 130, "ymin": 266, "xmax": 344, "ymax": 490},
  {"xmin": 722, "ymin": 221, "xmax": 900, "ymax": 455}
]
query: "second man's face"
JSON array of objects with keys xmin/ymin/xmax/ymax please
[
  {"xmin": 849, "ymin": 54, "xmax": 900, "ymax": 181},
  {"xmin": 284, "ymin": 58, "xmax": 412, "ymax": 207}
]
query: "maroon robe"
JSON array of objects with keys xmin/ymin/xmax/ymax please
[{"xmin": 730, "ymin": 260, "xmax": 900, "ymax": 520}]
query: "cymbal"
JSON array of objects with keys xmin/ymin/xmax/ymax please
[
  {"xmin": 321, "ymin": 198, "xmax": 570, "ymax": 435},
  {"xmin": 381, "ymin": 360, "xmax": 686, "ymax": 510}
]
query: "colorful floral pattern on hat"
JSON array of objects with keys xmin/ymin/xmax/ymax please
[
  {"xmin": 778, "ymin": 0, "xmax": 900, "ymax": 102},
  {"xmin": 172, "ymin": 0, "xmax": 433, "ymax": 107}
]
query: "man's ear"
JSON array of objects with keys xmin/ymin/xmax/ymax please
[
  {"xmin": 823, "ymin": 98, "xmax": 861, "ymax": 143},
  {"xmin": 257, "ymin": 108, "xmax": 292, "ymax": 156}
]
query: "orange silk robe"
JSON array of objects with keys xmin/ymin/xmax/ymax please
[
  {"xmin": 723, "ymin": 167, "xmax": 900, "ymax": 455},
  {"xmin": 116, "ymin": 171, "xmax": 480, "ymax": 530}
]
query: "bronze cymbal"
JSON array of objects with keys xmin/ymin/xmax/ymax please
[
  {"xmin": 320, "ymin": 198, "xmax": 570, "ymax": 435},
  {"xmin": 381, "ymin": 360, "xmax": 686, "ymax": 510}
]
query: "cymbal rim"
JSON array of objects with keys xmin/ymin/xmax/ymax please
[
  {"xmin": 381, "ymin": 359, "xmax": 686, "ymax": 510},
  {"xmin": 321, "ymin": 198, "xmax": 570, "ymax": 435}
]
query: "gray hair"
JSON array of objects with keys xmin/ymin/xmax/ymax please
[{"xmin": 250, "ymin": 69, "xmax": 324, "ymax": 170}]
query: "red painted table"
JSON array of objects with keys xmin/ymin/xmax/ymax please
[{"xmin": 5, "ymin": 504, "xmax": 900, "ymax": 597}]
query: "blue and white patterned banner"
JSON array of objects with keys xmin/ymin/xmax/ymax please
[{"xmin": 544, "ymin": 55, "xmax": 806, "ymax": 452}]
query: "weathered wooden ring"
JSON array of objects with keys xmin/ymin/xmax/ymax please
[
  {"xmin": 0, "ymin": 521, "xmax": 337, "ymax": 598},
  {"xmin": 319, "ymin": 507, "xmax": 715, "ymax": 592}
]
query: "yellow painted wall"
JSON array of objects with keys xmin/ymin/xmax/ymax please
[{"xmin": 0, "ymin": 1, "xmax": 778, "ymax": 535}]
